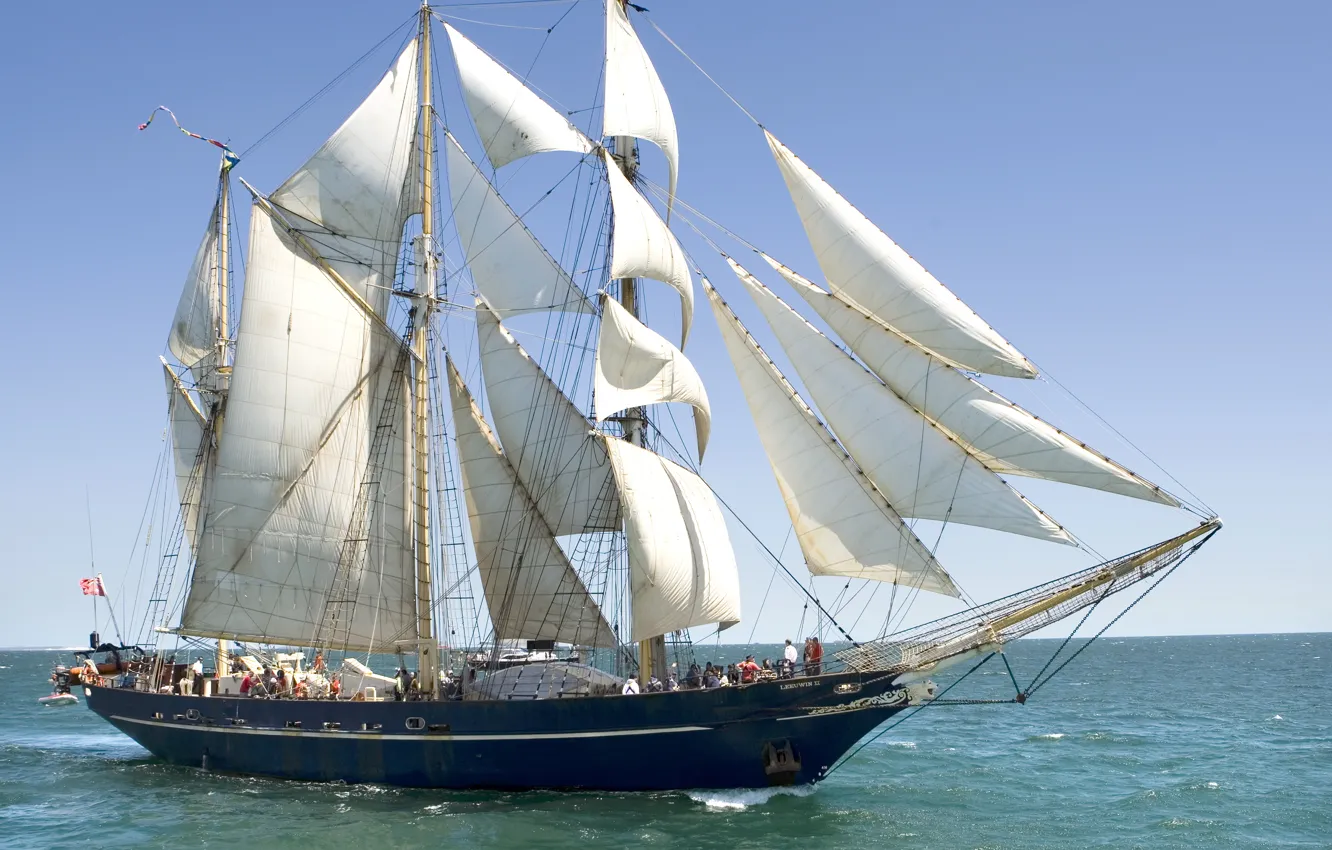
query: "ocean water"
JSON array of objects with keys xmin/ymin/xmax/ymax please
[{"xmin": 1, "ymin": 634, "xmax": 1328, "ymax": 849}]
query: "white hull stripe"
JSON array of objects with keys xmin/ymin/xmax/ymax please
[{"xmin": 110, "ymin": 715, "xmax": 711, "ymax": 742}]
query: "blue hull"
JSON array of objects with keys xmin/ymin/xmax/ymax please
[{"xmin": 84, "ymin": 672, "xmax": 909, "ymax": 790}]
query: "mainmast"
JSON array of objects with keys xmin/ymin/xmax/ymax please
[
  {"xmin": 213, "ymin": 153, "xmax": 232, "ymax": 677},
  {"xmin": 413, "ymin": 2, "xmax": 439, "ymax": 696},
  {"xmin": 611, "ymin": 131, "xmax": 667, "ymax": 683}
]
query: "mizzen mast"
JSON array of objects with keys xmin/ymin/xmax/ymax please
[{"xmin": 413, "ymin": 1, "xmax": 439, "ymax": 696}]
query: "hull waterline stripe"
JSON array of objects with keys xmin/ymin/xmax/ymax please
[{"xmin": 109, "ymin": 714, "xmax": 711, "ymax": 742}]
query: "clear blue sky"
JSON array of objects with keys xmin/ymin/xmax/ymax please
[{"xmin": 1, "ymin": 1, "xmax": 1328, "ymax": 648}]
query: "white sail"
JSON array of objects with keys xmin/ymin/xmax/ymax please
[
  {"xmin": 443, "ymin": 23, "xmax": 594, "ymax": 168},
  {"xmin": 594, "ymin": 295, "xmax": 711, "ymax": 461},
  {"xmin": 729, "ymin": 258, "xmax": 1072, "ymax": 544},
  {"xmin": 601, "ymin": 436, "xmax": 741, "ymax": 642},
  {"xmin": 603, "ymin": 0, "xmax": 678, "ymax": 213},
  {"xmin": 162, "ymin": 360, "xmax": 208, "ymax": 554},
  {"xmin": 763, "ymin": 255, "xmax": 1178, "ymax": 506},
  {"xmin": 765, "ymin": 131, "xmax": 1036, "ymax": 379},
  {"xmin": 604, "ymin": 150, "xmax": 693, "ymax": 346},
  {"xmin": 270, "ymin": 41, "xmax": 420, "ymax": 318},
  {"xmin": 168, "ymin": 202, "xmax": 219, "ymax": 383},
  {"xmin": 448, "ymin": 134, "xmax": 595, "ymax": 316},
  {"xmin": 180, "ymin": 205, "xmax": 417, "ymax": 652},
  {"xmin": 449, "ymin": 360, "xmax": 617, "ymax": 646},
  {"xmin": 476, "ymin": 303, "xmax": 620, "ymax": 534},
  {"xmin": 704, "ymin": 278, "xmax": 958, "ymax": 596}
]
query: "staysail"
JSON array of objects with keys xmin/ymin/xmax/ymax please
[
  {"xmin": 594, "ymin": 294, "xmax": 711, "ymax": 461},
  {"xmin": 476, "ymin": 303, "xmax": 621, "ymax": 535},
  {"xmin": 601, "ymin": 436, "xmax": 741, "ymax": 642},
  {"xmin": 449, "ymin": 360, "xmax": 616, "ymax": 646},
  {"xmin": 444, "ymin": 23, "xmax": 594, "ymax": 168},
  {"xmin": 604, "ymin": 149, "xmax": 693, "ymax": 346},
  {"xmin": 704, "ymin": 278, "xmax": 958, "ymax": 597},
  {"xmin": 603, "ymin": 0, "xmax": 678, "ymax": 213},
  {"xmin": 179, "ymin": 44, "xmax": 422, "ymax": 651},
  {"xmin": 728, "ymin": 257, "xmax": 1072, "ymax": 544},
  {"xmin": 765, "ymin": 131, "xmax": 1036, "ymax": 379},
  {"xmin": 447, "ymin": 134, "xmax": 596, "ymax": 316},
  {"xmin": 762, "ymin": 255, "xmax": 1178, "ymax": 506}
]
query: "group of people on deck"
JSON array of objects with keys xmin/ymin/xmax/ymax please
[{"xmin": 620, "ymin": 637, "xmax": 824, "ymax": 695}]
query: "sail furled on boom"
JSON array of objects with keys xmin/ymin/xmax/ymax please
[
  {"xmin": 447, "ymin": 134, "xmax": 596, "ymax": 316},
  {"xmin": 162, "ymin": 360, "xmax": 208, "ymax": 555},
  {"xmin": 604, "ymin": 150, "xmax": 693, "ymax": 346},
  {"xmin": 168, "ymin": 202, "xmax": 220, "ymax": 386},
  {"xmin": 728, "ymin": 258, "xmax": 1073, "ymax": 544},
  {"xmin": 594, "ymin": 294, "xmax": 711, "ymax": 461},
  {"xmin": 603, "ymin": 0, "xmax": 678, "ymax": 214},
  {"xmin": 704, "ymin": 279, "xmax": 958, "ymax": 597},
  {"xmin": 476, "ymin": 303, "xmax": 621, "ymax": 535},
  {"xmin": 443, "ymin": 23, "xmax": 594, "ymax": 169},
  {"xmin": 601, "ymin": 436, "xmax": 741, "ymax": 642},
  {"xmin": 448, "ymin": 360, "xmax": 617, "ymax": 647},
  {"xmin": 762, "ymin": 255, "xmax": 1179, "ymax": 507},
  {"xmin": 764, "ymin": 131, "xmax": 1036, "ymax": 379},
  {"xmin": 179, "ymin": 44, "xmax": 423, "ymax": 651}
]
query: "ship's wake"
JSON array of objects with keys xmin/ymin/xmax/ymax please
[{"xmin": 687, "ymin": 785, "xmax": 818, "ymax": 810}]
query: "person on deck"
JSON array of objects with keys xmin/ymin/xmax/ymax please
[
  {"xmin": 646, "ymin": 675, "xmax": 663, "ymax": 693},
  {"xmin": 249, "ymin": 675, "xmax": 269, "ymax": 698},
  {"xmin": 705, "ymin": 669, "xmax": 721, "ymax": 689},
  {"xmin": 312, "ymin": 653, "xmax": 327, "ymax": 675},
  {"xmin": 622, "ymin": 675, "xmax": 640, "ymax": 695},
  {"xmin": 808, "ymin": 637, "xmax": 823, "ymax": 676},
  {"xmin": 738, "ymin": 656, "xmax": 760, "ymax": 684},
  {"xmin": 802, "ymin": 639, "xmax": 814, "ymax": 676},
  {"xmin": 239, "ymin": 671, "xmax": 253, "ymax": 696},
  {"xmin": 784, "ymin": 639, "xmax": 798, "ymax": 671},
  {"xmin": 686, "ymin": 662, "xmax": 702, "ymax": 689}
]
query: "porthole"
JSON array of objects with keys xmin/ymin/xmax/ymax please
[
  {"xmin": 405, "ymin": 716, "xmax": 426, "ymax": 731},
  {"xmin": 185, "ymin": 709, "xmax": 200, "ymax": 721}
]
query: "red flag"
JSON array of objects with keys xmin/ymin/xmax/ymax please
[{"xmin": 79, "ymin": 577, "xmax": 106, "ymax": 597}]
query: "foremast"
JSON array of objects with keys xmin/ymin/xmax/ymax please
[{"xmin": 413, "ymin": 1, "xmax": 438, "ymax": 696}]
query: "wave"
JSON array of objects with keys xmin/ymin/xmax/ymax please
[
  {"xmin": 1027, "ymin": 733, "xmax": 1066, "ymax": 741},
  {"xmin": 687, "ymin": 785, "xmax": 818, "ymax": 810}
]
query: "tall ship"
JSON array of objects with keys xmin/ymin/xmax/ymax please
[{"xmin": 85, "ymin": 2, "xmax": 1221, "ymax": 790}]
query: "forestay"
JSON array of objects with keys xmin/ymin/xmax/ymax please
[
  {"xmin": 601, "ymin": 436, "xmax": 741, "ymax": 643},
  {"xmin": 729, "ymin": 258, "xmax": 1073, "ymax": 544},
  {"xmin": 765, "ymin": 130, "xmax": 1036, "ymax": 379},
  {"xmin": 168, "ymin": 202, "xmax": 219, "ymax": 385},
  {"xmin": 448, "ymin": 360, "xmax": 616, "ymax": 647},
  {"xmin": 762, "ymin": 255, "xmax": 1178, "ymax": 506},
  {"xmin": 443, "ymin": 23, "xmax": 594, "ymax": 168},
  {"xmin": 603, "ymin": 0, "xmax": 678, "ymax": 214},
  {"xmin": 447, "ymin": 134, "xmax": 595, "ymax": 316},
  {"xmin": 604, "ymin": 150, "xmax": 693, "ymax": 346},
  {"xmin": 704, "ymin": 279, "xmax": 959, "ymax": 597},
  {"xmin": 594, "ymin": 295, "xmax": 711, "ymax": 461},
  {"xmin": 476, "ymin": 303, "xmax": 620, "ymax": 535}
]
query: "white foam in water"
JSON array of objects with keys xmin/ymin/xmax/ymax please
[
  {"xmin": 1270, "ymin": 714, "xmax": 1284, "ymax": 721},
  {"xmin": 884, "ymin": 740, "xmax": 917, "ymax": 749},
  {"xmin": 1031, "ymin": 733, "xmax": 1066, "ymax": 741},
  {"xmin": 688, "ymin": 785, "xmax": 818, "ymax": 810}
]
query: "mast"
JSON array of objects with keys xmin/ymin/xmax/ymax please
[
  {"xmin": 214, "ymin": 153, "xmax": 231, "ymax": 676},
  {"xmin": 612, "ymin": 130, "xmax": 667, "ymax": 682},
  {"xmin": 413, "ymin": 1, "xmax": 439, "ymax": 696}
]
